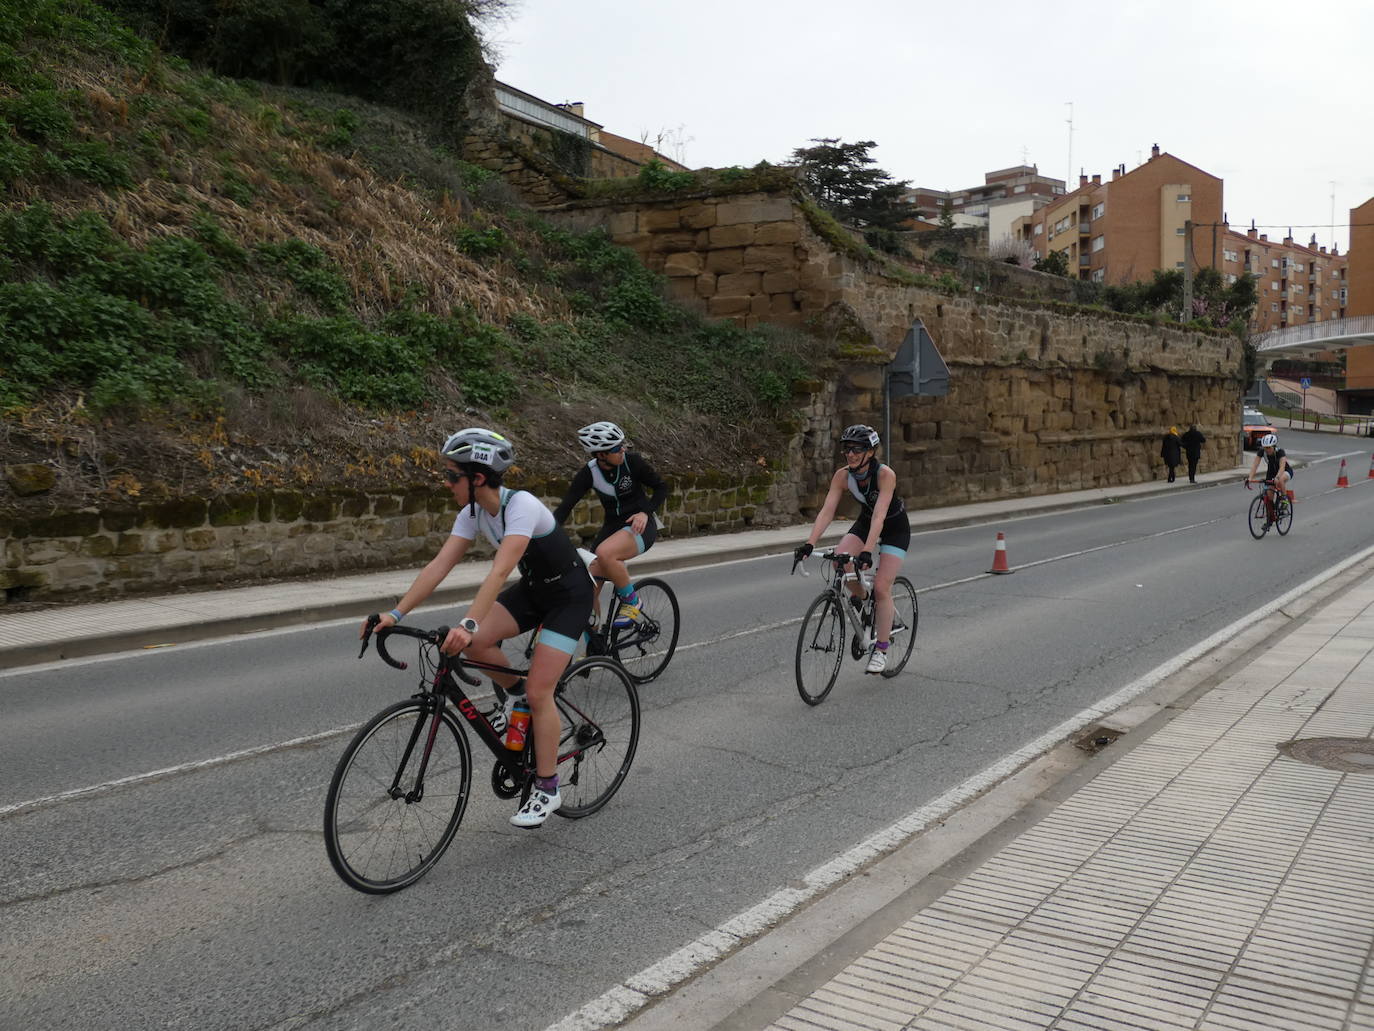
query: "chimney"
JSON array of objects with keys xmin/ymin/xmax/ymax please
[
  {"xmin": 564, "ymin": 102, "xmax": 585, "ymax": 118},
  {"xmin": 1079, "ymin": 173, "xmax": 1088, "ymax": 188},
  {"xmin": 1310, "ymin": 233, "xmax": 1319, "ymax": 248},
  {"xmin": 1112, "ymin": 167, "xmax": 1122, "ymax": 181},
  {"xmin": 1091, "ymin": 174, "xmax": 1101, "ymax": 185},
  {"xmin": 1259, "ymin": 234, "xmax": 1268, "ymax": 242},
  {"xmin": 1150, "ymin": 143, "xmax": 1160, "ymax": 158},
  {"xmin": 1321, "ymin": 246, "xmax": 1328, "ymax": 254},
  {"xmin": 1283, "ymin": 234, "xmax": 1293, "ymax": 246}
]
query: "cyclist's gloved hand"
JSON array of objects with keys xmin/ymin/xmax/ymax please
[
  {"xmin": 795, "ymin": 542, "xmax": 813, "ymax": 561},
  {"xmin": 857, "ymin": 551, "xmax": 874, "ymax": 571}
]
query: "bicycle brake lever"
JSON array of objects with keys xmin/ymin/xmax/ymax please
[{"xmin": 358, "ymin": 613, "xmax": 380, "ymax": 659}]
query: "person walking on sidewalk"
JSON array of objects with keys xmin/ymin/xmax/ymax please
[
  {"xmin": 1161, "ymin": 426, "xmax": 1182, "ymax": 483},
  {"xmin": 1181, "ymin": 423, "xmax": 1206, "ymax": 483},
  {"xmin": 553, "ymin": 421, "xmax": 670, "ymax": 629},
  {"xmin": 359, "ymin": 427, "xmax": 593, "ymax": 829},
  {"xmin": 793, "ymin": 424, "xmax": 911, "ymax": 675}
]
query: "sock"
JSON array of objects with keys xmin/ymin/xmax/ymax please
[
  {"xmin": 876, "ymin": 641, "xmax": 889, "ymax": 651},
  {"xmin": 615, "ymin": 583, "xmax": 638, "ymax": 606},
  {"xmin": 534, "ymin": 774, "xmax": 558, "ymax": 793}
]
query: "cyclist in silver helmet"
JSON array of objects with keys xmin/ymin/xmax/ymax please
[
  {"xmin": 794, "ymin": 424, "xmax": 911, "ymax": 674},
  {"xmin": 359, "ymin": 427, "xmax": 592, "ymax": 829},
  {"xmin": 554, "ymin": 421, "xmax": 669, "ymax": 628},
  {"xmin": 1245, "ymin": 432, "xmax": 1294, "ymax": 526}
]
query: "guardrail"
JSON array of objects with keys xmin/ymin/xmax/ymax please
[{"xmin": 1283, "ymin": 410, "xmax": 1374, "ymax": 437}]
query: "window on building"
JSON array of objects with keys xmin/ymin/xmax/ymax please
[
  {"xmin": 1014, "ymin": 185, "xmax": 1026, "ymax": 194},
  {"xmin": 1293, "ymin": 306, "xmax": 1304, "ymax": 315},
  {"xmin": 1226, "ymin": 274, "xmax": 1237, "ymax": 284},
  {"xmin": 1091, "ymin": 268, "xmax": 1105, "ymax": 283},
  {"xmin": 1272, "ymin": 259, "xmax": 1280, "ymax": 268},
  {"xmin": 1272, "ymin": 281, "xmax": 1279, "ymax": 291},
  {"xmin": 1271, "ymin": 303, "xmax": 1279, "ymax": 311},
  {"xmin": 1175, "ymin": 261, "xmax": 1185, "ymax": 269},
  {"xmin": 1176, "ymin": 227, "xmax": 1186, "ymax": 235},
  {"xmin": 1092, "ymin": 235, "xmax": 1105, "ymax": 252},
  {"xmin": 1177, "ymin": 193, "xmax": 1191, "ymax": 202},
  {"xmin": 1294, "ymin": 262, "xmax": 1304, "ymax": 272},
  {"xmin": 1034, "ymin": 224, "xmax": 1043, "ymax": 236},
  {"xmin": 1091, "ymin": 203, "xmax": 1104, "ymax": 219}
]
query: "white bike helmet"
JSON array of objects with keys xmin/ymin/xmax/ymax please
[
  {"xmin": 577, "ymin": 421, "xmax": 626, "ymax": 454},
  {"xmin": 1259, "ymin": 433, "xmax": 1278, "ymax": 449},
  {"xmin": 440, "ymin": 427, "xmax": 515, "ymax": 472}
]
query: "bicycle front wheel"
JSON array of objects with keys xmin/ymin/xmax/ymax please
[
  {"xmin": 324, "ymin": 698, "xmax": 472, "ymax": 894},
  {"xmin": 796, "ymin": 592, "xmax": 844, "ymax": 706},
  {"xmin": 554, "ymin": 657, "xmax": 640, "ymax": 818},
  {"xmin": 609, "ymin": 577, "xmax": 680, "ymax": 684},
  {"xmin": 1247, "ymin": 494, "xmax": 1269, "ymax": 539},
  {"xmin": 1275, "ymin": 494, "xmax": 1293, "ymax": 536},
  {"xmin": 882, "ymin": 576, "xmax": 919, "ymax": 678}
]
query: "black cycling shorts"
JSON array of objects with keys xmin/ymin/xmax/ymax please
[
  {"xmin": 591, "ymin": 518, "xmax": 657, "ymax": 556},
  {"xmin": 497, "ymin": 573, "xmax": 594, "ymax": 655},
  {"xmin": 847, "ymin": 510, "xmax": 912, "ymax": 557}
]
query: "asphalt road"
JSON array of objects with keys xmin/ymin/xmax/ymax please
[{"xmin": 2, "ymin": 429, "xmax": 1369, "ymax": 1031}]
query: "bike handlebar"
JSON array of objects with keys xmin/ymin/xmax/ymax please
[{"xmin": 359, "ymin": 617, "xmax": 482, "ymax": 686}]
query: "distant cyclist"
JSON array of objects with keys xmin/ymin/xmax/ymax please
[
  {"xmin": 553, "ymin": 421, "xmax": 670, "ymax": 628},
  {"xmin": 359, "ymin": 428, "xmax": 592, "ymax": 829},
  {"xmin": 1246, "ymin": 432, "xmax": 1294, "ymax": 524},
  {"xmin": 794, "ymin": 424, "xmax": 910, "ymax": 674}
]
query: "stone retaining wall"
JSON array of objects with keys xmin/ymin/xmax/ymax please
[{"xmin": 0, "ymin": 472, "xmax": 778, "ymax": 604}]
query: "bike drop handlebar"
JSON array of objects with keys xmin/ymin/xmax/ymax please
[{"xmin": 358, "ymin": 616, "xmax": 482, "ymax": 686}]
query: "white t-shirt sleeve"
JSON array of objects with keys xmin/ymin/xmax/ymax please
[
  {"xmin": 500, "ymin": 491, "xmax": 551, "ymax": 538},
  {"xmin": 451, "ymin": 507, "xmax": 477, "ymax": 540}
]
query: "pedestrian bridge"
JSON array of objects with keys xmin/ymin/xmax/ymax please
[{"xmin": 1255, "ymin": 314, "xmax": 1374, "ymax": 357}]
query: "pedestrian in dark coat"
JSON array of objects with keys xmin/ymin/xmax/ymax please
[
  {"xmin": 1161, "ymin": 426, "xmax": 1182, "ymax": 483},
  {"xmin": 1180, "ymin": 424, "xmax": 1206, "ymax": 483}
]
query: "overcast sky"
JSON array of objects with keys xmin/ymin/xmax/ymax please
[{"xmin": 490, "ymin": 0, "xmax": 1372, "ymax": 253}]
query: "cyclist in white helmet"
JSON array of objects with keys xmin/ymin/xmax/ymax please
[
  {"xmin": 1246, "ymin": 432, "xmax": 1293, "ymax": 524},
  {"xmin": 794, "ymin": 424, "xmax": 910, "ymax": 674},
  {"xmin": 359, "ymin": 427, "xmax": 592, "ymax": 829},
  {"xmin": 554, "ymin": 421, "xmax": 669, "ymax": 627}
]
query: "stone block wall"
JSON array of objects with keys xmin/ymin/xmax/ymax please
[{"xmin": 0, "ymin": 473, "xmax": 784, "ymax": 604}]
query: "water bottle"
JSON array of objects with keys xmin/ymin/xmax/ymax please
[{"xmin": 505, "ymin": 698, "xmax": 531, "ymax": 751}]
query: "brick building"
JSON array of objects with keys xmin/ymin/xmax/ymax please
[
  {"xmin": 1340, "ymin": 197, "xmax": 1374, "ymax": 394},
  {"xmin": 903, "ymin": 165, "xmax": 1065, "ymax": 244},
  {"xmin": 1220, "ymin": 226, "xmax": 1347, "ymax": 333}
]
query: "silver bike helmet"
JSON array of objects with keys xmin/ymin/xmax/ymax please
[
  {"xmin": 440, "ymin": 427, "xmax": 515, "ymax": 472},
  {"xmin": 577, "ymin": 421, "xmax": 626, "ymax": 454},
  {"xmin": 1259, "ymin": 433, "xmax": 1277, "ymax": 448}
]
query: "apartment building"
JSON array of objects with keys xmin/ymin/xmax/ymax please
[
  {"xmin": 1341, "ymin": 197, "xmax": 1374, "ymax": 395},
  {"xmin": 903, "ymin": 165, "xmax": 1065, "ymax": 243},
  {"xmin": 1221, "ymin": 226, "xmax": 1347, "ymax": 334},
  {"xmin": 1015, "ymin": 145, "xmax": 1223, "ymax": 285}
]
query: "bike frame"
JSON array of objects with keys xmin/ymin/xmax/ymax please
[{"xmin": 796, "ymin": 549, "xmax": 875, "ymax": 644}]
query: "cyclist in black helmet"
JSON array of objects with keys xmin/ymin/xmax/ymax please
[
  {"xmin": 794, "ymin": 424, "xmax": 911, "ymax": 674},
  {"xmin": 359, "ymin": 427, "xmax": 592, "ymax": 829}
]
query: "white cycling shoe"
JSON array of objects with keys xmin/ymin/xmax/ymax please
[
  {"xmin": 511, "ymin": 787, "xmax": 561, "ymax": 828},
  {"xmin": 865, "ymin": 649, "xmax": 888, "ymax": 674}
]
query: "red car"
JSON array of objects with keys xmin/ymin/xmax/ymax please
[{"xmin": 1242, "ymin": 408, "xmax": 1276, "ymax": 452}]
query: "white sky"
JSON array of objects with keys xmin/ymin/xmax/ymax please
[{"xmin": 489, "ymin": 0, "xmax": 1373, "ymax": 253}]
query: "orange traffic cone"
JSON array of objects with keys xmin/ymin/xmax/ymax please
[
  {"xmin": 1337, "ymin": 458, "xmax": 1350, "ymax": 488},
  {"xmin": 988, "ymin": 531, "xmax": 1013, "ymax": 574},
  {"xmin": 1367, "ymin": 453, "xmax": 1374, "ymax": 479}
]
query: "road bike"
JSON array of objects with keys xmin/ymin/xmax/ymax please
[
  {"xmin": 789, "ymin": 548, "xmax": 918, "ymax": 705},
  {"xmin": 519, "ymin": 573, "xmax": 680, "ymax": 685},
  {"xmin": 1246, "ymin": 478, "xmax": 1293, "ymax": 539},
  {"xmin": 324, "ymin": 618, "xmax": 640, "ymax": 894}
]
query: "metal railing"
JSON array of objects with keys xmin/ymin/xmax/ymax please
[{"xmin": 1255, "ymin": 314, "xmax": 1374, "ymax": 352}]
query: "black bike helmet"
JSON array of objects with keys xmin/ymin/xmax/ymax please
[{"xmin": 840, "ymin": 424, "xmax": 880, "ymax": 450}]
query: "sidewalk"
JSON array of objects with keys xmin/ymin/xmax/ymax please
[
  {"xmin": 736, "ymin": 564, "xmax": 1374, "ymax": 1031},
  {"xmin": 0, "ymin": 467, "xmax": 1248, "ymax": 669}
]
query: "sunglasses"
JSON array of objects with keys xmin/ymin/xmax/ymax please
[
  {"xmin": 840, "ymin": 445, "xmax": 868, "ymax": 455},
  {"xmin": 443, "ymin": 468, "xmax": 464, "ymax": 484},
  {"xmin": 597, "ymin": 444, "xmax": 624, "ymax": 456}
]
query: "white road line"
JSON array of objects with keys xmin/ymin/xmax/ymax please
[
  {"xmin": 0, "ymin": 723, "xmax": 361, "ymax": 820},
  {"xmin": 542, "ymin": 542, "xmax": 1374, "ymax": 1031}
]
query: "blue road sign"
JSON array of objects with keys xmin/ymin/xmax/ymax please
[{"xmin": 1301, "ymin": 377, "xmax": 1312, "ymax": 389}]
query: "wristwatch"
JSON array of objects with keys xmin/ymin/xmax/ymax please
[{"xmin": 458, "ymin": 617, "xmax": 480, "ymax": 635}]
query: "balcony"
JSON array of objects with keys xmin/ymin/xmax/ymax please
[
  {"xmin": 1079, "ymin": 254, "xmax": 1090, "ymax": 267},
  {"xmin": 1078, "ymin": 222, "xmax": 1090, "ymax": 234}
]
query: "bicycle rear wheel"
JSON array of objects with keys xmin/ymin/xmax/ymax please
[
  {"xmin": 1275, "ymin": 494, "xmax": 1293, "ymax": 536},
  {"xmin": 324, "ymin": 697, "xmax": 472, "ymax": 894},
  {"xmin": 881, "ymin": 576, "xmax": 919, "ymax": 678},
  {"xmin": 554, "ymin": 657, "xmax": 640, "ymax": 818},
  {"xmin": 1247, "ymin": 495, "xmax": 1270, "ymax": 539},
  {"xmin": 609, "ymin": 577, "xmax": 680, "ymax": 684},
  {"xmin": 795, "ymin": 592, "xmax": 844, "ymax": 706}
]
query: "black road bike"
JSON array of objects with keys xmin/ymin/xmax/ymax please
[
  {"xmin": 324, "ymin": 619, "xmax": 640, "ymax": 894},
  {"xmin": 790, "ymin": 548, "xmax": 918, "ymax": 705},
  {"xmin": 1246, "ymin": 478, "xmax": 1293, "ymax": 539}
]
